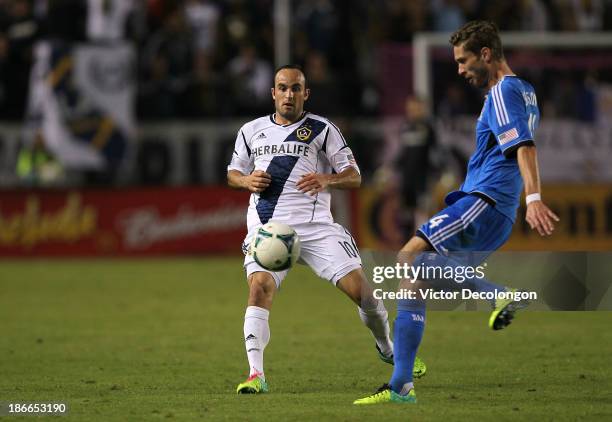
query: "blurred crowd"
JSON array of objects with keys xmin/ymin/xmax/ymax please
[{"xmin": 1, "ymin": 0, "xmax": 612, "ymax": 121}]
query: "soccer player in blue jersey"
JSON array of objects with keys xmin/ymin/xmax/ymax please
[{"xmin": 354, "ymin": 21, "xmax": 559, "ymax": 404}]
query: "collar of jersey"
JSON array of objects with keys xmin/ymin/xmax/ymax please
[
  {"xmin": 489, "ymin": 74, "xmax": 517, "ymax": 93},
  {"xmin": 269, "ymin": 111, "xmax": 308, "ymax": 127}
]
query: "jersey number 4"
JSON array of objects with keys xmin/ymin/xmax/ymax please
[{"xmin": 429, "ymin": 214, "xmax": 449, "ymax": 229}]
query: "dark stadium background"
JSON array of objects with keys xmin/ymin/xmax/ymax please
[{"xmin": 1, "ymin": 0, "xmax": 611, "ymax": 254}]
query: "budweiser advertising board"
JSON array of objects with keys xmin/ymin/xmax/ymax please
[{"xmin": 0, "ymin": 187, "xmax": 249, "ymax": 256}]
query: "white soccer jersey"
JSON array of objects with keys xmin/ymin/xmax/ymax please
[
  {"xmin": 86, "ymin": 0, "xmax": 135, "ymax": 41},
  {"xmin": 227, "ymin": 112, "xmax": 360, "ymax": 232}
]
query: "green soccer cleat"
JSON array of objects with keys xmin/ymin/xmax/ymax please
[
  {"xmin": 236, "ymin": 373, "xmax": 268, "ymax": 394},
  {"xmin": 413, "ymin": 356, "xmax": 427, "ymax": 379},
  {"xmin": 353, "ymin": 384, "xmax": 417, "ymax": 405},
  {"xmin": 376, "ymin": 345, "xmax": 427, "ymax": 379},
  {"xmin": 489, "ymin": 288, "xmax": 530, "ymax": 330}
]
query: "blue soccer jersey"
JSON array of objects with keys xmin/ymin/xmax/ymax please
[{"xmin": 447, "ymin": 75, "xmax": 539, "ymax": 222}]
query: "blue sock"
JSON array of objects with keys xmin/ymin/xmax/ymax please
[
  {"xmin": 416, "ymin": 253, "xmax": 506, "ymax": 298},
  {"xmin": 389, "ymin": 299, "xmax": 425, "ymax": 394}
]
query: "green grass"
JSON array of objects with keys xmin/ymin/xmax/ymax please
[{"xmin": 1, "ymin": 258, "xmax": 611, "ymax": 421}]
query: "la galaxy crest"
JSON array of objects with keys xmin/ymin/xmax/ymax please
[
  {"xmin": 284, "ymin": 118, "xmax": 326, "ymax": 145},
  {"xmin": 296, "ymin": 126, "xmax": 312, "ymax": 142}
]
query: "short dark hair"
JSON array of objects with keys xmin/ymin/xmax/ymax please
[
  {"xmin": 273, "ymin": 64, "xmax": 307, "ymax": 87},
  {"xmin": 449, "ymin": 20, "xmax": 503, "ymax": 60}
]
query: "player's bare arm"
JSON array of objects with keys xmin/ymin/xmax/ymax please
[
  {"xmin": 517, "ymin": 145, "xmax": 559, "ymax": 236},
  {"xmin": 296, "ymin": 167, "xmax": 361, "ymax": 196},
  {"xmin": 227, "ymin": 169, "xmax": 271, "ymax": 193}
]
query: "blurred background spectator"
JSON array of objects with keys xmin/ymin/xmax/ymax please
[
  {"xmin": 139, "ymin": 4, "xmax": 195, "ymax": 118},
  {"xmin": 1, "ymin": 0, "xmax": 611, "ymax": 122},
  {"xmin": 0, "ymin": 0, "xmax": 611, "ymax": 188},
  {"xmin": 394, "ymin": 95, "xmax": 442, "ymax": 236},
  {"xmin": 226, "ymin": 42, "xmax": 273, "ymax": 115},
  {"xmin": 0, "ymin": 0, "xmax": 38, "ymax": 119}
]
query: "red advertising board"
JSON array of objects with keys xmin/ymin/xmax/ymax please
[{"xmin": 0, "ymin": 187, "xmax": 250, "ymax": 256}]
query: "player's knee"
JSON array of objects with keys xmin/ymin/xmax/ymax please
[
  {"xmin": 248, "ymin": 272, "xmax": 276, "ymax": 302},
  {"xmin": 397, "ymin": 236, "xmax": 430, "ymax": 265},
  {"xmin": 338, "ymin": 269, "xmax": 369, "ymax": 305}
]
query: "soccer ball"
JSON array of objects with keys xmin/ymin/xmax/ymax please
[{"xmin": 250, "ymin": 221, "xmax": 301, "ymax": 271}]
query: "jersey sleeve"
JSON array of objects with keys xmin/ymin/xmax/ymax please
[
  {"xmin": 227, "ymin": 128, "xmax": 254, "ymax": 174},
  {"xmin": 323, "ymin": 121, "xmax": 361, "ymax": 174},
  {"xmin": 489, "ymin": 81, "xmax": 537, "ymax": 157}
]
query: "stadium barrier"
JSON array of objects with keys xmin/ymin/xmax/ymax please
[
  {"xmin": 356, "ymin": 184, "xmax": 612, "ymax": 251},
  {"xmin": 4, "ymin": 117, "xmax": 609, "ymax": 187},
  {"xmin": 2, "ymin": 183, "xmax": 610, "ymax": 257},
  {"xmin": 0, "ymin": 186, "xmax": 248, "ymax": 256}
]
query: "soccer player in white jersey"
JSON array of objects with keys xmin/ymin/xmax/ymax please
[{"xmin": 228, "ymin": 65, "xmax": 425, "ymax": 394}]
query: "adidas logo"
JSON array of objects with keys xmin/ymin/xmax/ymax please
[
  {"xmin": 411, "ymin": 314, "xmax": 425, "ymax": 322},
  {"xmin": 246, "ymin": 334, "xmax": 257, "ymax": 341},
  {"xmin": 256, "ymin": 132, "xmax": 267, "ymax": 140}
]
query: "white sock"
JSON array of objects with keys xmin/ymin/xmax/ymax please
[
  {"xmin": 399, "ymin": 382, "xmax": 414, "ymax": 395},
  {"xmin": 244, "ymin": 305, "xmax": 270, "ymax": 379},
  {"xmin": 358, "ymin": 300, "xmax": 393, "ymax": 357}
]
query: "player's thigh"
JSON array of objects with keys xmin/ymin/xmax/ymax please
[
  {"xmin": 416, "ymin": 196, "xmax": 513, "ymax": 265},
  {"xmin": 398, "ymin": 236, "xmax": 432, "ymax": 265},
  {"xmin": 467, "ymin": 207, "xmax": 514, "ymax": 253},
  {"xmin": 299, "ymin": 223, "xmax": 362, "ymax": 286}
]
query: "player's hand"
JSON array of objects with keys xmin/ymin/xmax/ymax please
[
  {"xmin": 245, "ymin": 170, "xmax": 271, "ymax": 193},
  {"xmin": 526, "ymin": 201, "xmax": 559, "ymax": 236},
  {"xmin": 297, "ymin": 173, "xmax": 330, "ymax": 196}
]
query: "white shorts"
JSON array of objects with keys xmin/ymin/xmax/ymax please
[{"xmin": 242, "ymin": 222, "xmax": 362, "ymax": 287}]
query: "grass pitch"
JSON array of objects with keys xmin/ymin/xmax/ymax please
[{"xmin": 1, "ymin": 258, "xmax": 611, "ymax": 421}]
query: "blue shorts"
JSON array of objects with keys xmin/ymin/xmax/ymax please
[{"xmin": 416, "ymin": 194, "xmax": 513, "ymax": 263}]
